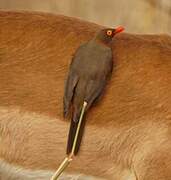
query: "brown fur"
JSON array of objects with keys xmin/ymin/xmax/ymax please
[{"xmin": 0, "ymin": 11, "xmax": 171, "ymax": 179}]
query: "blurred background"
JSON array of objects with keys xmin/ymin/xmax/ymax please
[{"xmin": 0, "ymin": 0, "xmax": 171, "ymax": 34}]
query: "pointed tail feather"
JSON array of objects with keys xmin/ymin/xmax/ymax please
[
  {"xmin": 66, "ymin": 119, "xmax": 77, "ymax": 154},
  {"xmin": 66, "ymin": 115, "xmax": 86, "ymax": 155}
]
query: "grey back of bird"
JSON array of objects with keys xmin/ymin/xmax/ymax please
[{"xmin": 72, "ymin": 41, "xmax": 113, "ymax": 81}]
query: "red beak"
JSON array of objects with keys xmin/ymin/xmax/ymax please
[{"xmin": 114, "ymin": 26, "xmax": 124, "ymax": 34}]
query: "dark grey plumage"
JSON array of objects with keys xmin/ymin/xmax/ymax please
[{"xmin": 64, "ymin": 27, "xmax": 123, "ymax": 155}]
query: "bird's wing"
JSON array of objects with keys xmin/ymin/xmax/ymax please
[
  {"xmin": 63, "ymin": 68, "xmax": 79, "ymax": 117},
  {"xmin": 63, "ymin": 44, "xmax": 87, "ymax": 117},
  {"xmin": 85, "ymin": 57, "xmax": 113, "ymax": 110},
  {"xmin": 84, "ymin": 79, "xmax": 107, "ymax": 110}
]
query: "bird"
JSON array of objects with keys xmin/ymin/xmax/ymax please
[{"xmin": 64, "ymin": 26, "xmax": 124, "ymax": 155}]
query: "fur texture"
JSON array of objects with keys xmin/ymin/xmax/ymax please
[{"xmin": 0, "ymin": 11, "xmax": 171, "ymax": 179}]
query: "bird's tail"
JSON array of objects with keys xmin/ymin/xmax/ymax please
[{"xmin": 66, "ymin": 114, "xmax": 86, "ymax": 155}]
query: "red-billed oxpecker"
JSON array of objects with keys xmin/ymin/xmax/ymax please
[{"xmin": 64, "ymin": 27, "xmax": 124, "ymax": 155}]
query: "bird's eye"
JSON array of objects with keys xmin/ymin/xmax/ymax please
[{"xmin": 106, "ymin": 30, "xmax": 112, "ymax": 36}]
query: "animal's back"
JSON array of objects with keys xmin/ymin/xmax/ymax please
[{"xmin": 0, "ymin": 11, "xmax": 171, "ymax": 180}]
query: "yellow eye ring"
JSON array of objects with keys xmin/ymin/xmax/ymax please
[{"xmin": 106, "ymin": 30, "xmax": 112, "ymax": 36}]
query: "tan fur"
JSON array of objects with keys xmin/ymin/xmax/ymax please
[{"xmin": 0, "ymin": 11, "xmax": 171, "ymax": 179}]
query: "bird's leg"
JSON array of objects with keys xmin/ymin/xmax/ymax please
[{"xmin": 50, "ymin": 101, "xmax": 87, "ymax": 180}]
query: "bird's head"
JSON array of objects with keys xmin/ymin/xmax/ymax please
[{"xmin": 95, "ymin": 26, "xmax": 124, "ymax": 45}]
